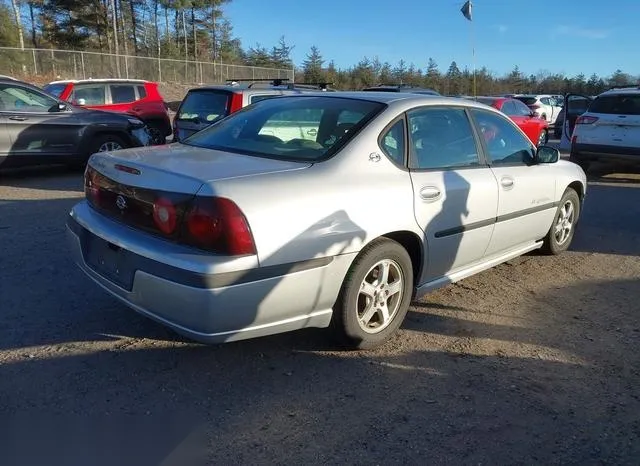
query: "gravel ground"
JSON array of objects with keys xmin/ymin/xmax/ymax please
[{"xmin": 0, "ymin": 167, "xmax": 639, "ymax": 466}]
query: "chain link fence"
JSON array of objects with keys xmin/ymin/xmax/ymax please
[{"xmin": 0, "ymin": 47, "xmax": 294, "ymax": 84}]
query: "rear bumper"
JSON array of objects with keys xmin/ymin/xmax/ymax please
[
  {"xmin": 67, "ymin": 201, "xmax": 354, "ymax": 343},
  {"xmin": 570, "ymin": 143, "xmax": 640, "ymax": 165}
]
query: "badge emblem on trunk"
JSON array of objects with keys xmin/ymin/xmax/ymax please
[{"xmin": 116, "ymin": 195, "xmax": 127, "ymax": 211}]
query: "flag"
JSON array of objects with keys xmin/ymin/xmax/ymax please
[{"xmin": 460, "ymin": 1, "xmax": 472, "ymax": 21}]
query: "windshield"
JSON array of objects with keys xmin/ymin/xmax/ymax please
[
  {"xmin": 178, "ymin": 90, "xmax": 231, "ymax": 123},
  {"xmin": 589, "ymin": 94, "xmax": 640, "ymax": 115},
  {"xmin": 514, "ymin": 96, "xmax": 537, "ymax": 106},
  {"xmin": 183, "ymin": 96, "xmax": 386, "ymax": 162},
  {"xmin": 43, "ymin": 83, "xmax": 66, "ymax": 98}
]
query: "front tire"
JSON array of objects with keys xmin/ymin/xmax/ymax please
[
  {"xmin": 331, "ymin": 238, "xmax": 414, "ymax": 350},
  {"xmin": 541, "ymin": 188, "xmax": 580, "ymax": 255}
]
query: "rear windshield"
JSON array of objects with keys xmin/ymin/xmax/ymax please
[
  {"xmin": 589, "ymin": 94, "xmax": 640, "ymax": 115},
  {"xmin": 43, "ymin": 83, "xmax": 66, "ymax": 98},
  {"xmin": 178, "ymin": 90, "xmax": 230, "ymax": 123},
  {"xmin": 183, "ymin": 96, "xmax": 386, "ymax": 162},
  {"xmin": 514, "ymin": 96, "xmax": 537, "ymax": 106}
]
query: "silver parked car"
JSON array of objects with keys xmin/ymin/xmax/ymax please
[{"xmin": 67, "ymin": 92, "xmax": 587, "ymax": 349}]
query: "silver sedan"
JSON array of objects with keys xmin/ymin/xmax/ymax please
[{"xmin": 67, "ymin": 92, "xmax": 587, "ymax": 349}]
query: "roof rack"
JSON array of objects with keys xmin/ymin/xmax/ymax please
[
  {"xmin": 225, "ymin": 78, "xmax": 291, "ymax": 88},
  {"xmin": 286, "ymin": 82, "xmax": 334, "ymax": 91}
]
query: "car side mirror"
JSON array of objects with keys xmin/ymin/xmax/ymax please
[
  {"xmin": 76, "ymin": 98, "xmax": 86, "ymax": 106},
  {"xmin": 535, "ymin": 145, "xmax": 559, "ymax": 164},
  {"xmin": 49, "ymin": 102, "xmax": 67, "ymax": 112}
]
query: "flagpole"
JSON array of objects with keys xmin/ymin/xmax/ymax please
[
  {"xmin": 470, "ymin": 2, "xmax": 476, "ymax": 97},
  {"xmin": 461, "ymin": 0, "xmax": 476, "ymax": 97}
]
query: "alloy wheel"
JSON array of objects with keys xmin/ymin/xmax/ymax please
[{"xmin": 357, "ymin": 259, "xmax": 404, "ymax": 334}]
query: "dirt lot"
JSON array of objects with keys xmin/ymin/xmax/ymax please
[{"xmin": 0, "ymin": 169, "xmax": 639, "ymax": 465}]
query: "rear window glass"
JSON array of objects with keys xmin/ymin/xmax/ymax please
[
  {"xmin": 110, "ymin": 85, "xmax": 136, "ymax": 103},
  {"xmin": 43, "ymin": 83, "xmax": 66, "ymax": 98},
  {"xmin": 183, "ymin": 96, "xmax": 385, "ymax": 162},
  {"xmin": 589, "ymin": 95, "xmax": 640, "ymax": 115},
  {"xmin": 514, "ymin": 96, "xmax": 537, "ymax": 106},
  {"xmin": 178, "ymin": 91, "xmax": 230, "ymax": 123},
  {"xmin": 137, "ymin": 85, "xmax": 146, "ymax": 98}
]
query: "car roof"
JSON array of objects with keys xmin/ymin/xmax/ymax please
[
  {"xmin": 268, "ymin": 91, "xmax": 496, "ymax": 109},
  {"xmin": 599, "ymin": 86, "xmax": 640, "ymax": 96},
  {"xmin": 47, "ymin": 78, "xmax": 150, "ymax": 85},
  {"xmin": 0, "ymin": 77, "xmax": 44, "ymax": 90}
]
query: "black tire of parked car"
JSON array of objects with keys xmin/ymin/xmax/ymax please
[
  {"xmin": 331, "ymin": 237, "xmax": 414, "ymax": 350},
  {"xmin": 146, "ymin": 122, "xmax": 166, "ymax": 145},
  {"xmin": 540, "ymin": 187, "xmax": 581, "ymax": 255},
  {"xmin": 68, "ymin": 133, "xmax": 128, "ymax": 170}
]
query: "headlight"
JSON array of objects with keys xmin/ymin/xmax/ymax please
[{"xmin": 127, "ymin": 118, "xmax": 144, "ymax": 127}]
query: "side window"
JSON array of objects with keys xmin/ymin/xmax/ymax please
[
  {"xmin": 540, "ymin": 97, "xmax": 550, "ymax": 106},
  {"xmin": 110, "ymin": 85, "xmax": 136, "ymax": 104},
  {"xmin": 379, "ymin": 119, "xmax": 405, "ymax": 166},
  {"xmin": 71, "ymin": 84, "xmax": 106, "ymax": 106},
  {"xmin": 136, "ymin": 85, "xmax": 147, "ymax": 99},
  {"xmin": 501, "ymin": 101, "xmax": 516, "ymax": 116},
  {"xmin": 470, "ymin": 109, "xmax": 535, "ymax": 165},
  {"xmin": 407, "ymin": 107, "xmax": 481, "ymax": 170},
  {"xmin": 0, "ymin": 84, "xmax": 57, "ymax": 112},
  {"xmin": 259, "ymin": 108, "xmax": 323, "ymax": 144}
]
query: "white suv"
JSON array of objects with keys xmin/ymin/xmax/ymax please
[
  {"xmin": 569, "ymin": 87, "xmax": 640, "ymax": 174},
  {"xmin": 513, "ymin": 94, "xmax": 563, "ymax": 125}
]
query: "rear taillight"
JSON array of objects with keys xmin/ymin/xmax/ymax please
[
  {"xmin": 153, "ymin": 197, "xmax": 178, "ymax": 234},
  {"xmin": 183, "ymin": 196, "xmax": 255, "ymax": 256},
  {"xmin": 229, "ymin": 92, "xmax": 243, "ymax": 113},
  {"xmin": 576, "ymin": 115, "xmax": 599, "ymax": 125},
  {"xmin": 84, "ymin": 166, "xmax": 103, "ymax": 207}
]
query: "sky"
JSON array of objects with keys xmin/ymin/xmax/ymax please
[{"xmin": 224, "ymin": 0, "xmax": 640, "ymax": 79}]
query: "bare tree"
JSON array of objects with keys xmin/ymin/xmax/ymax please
[{"xmin": 10, "ymin": 0, "xmax": 25, "ymax": 49}]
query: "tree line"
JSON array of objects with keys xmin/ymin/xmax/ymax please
[{"xmin": 1, "ymin": 0, "xmax": 638, "ymax": 95}]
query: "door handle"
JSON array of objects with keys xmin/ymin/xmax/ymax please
[
  {"xmin": 9, "ymin": 116, "xmax": 27, "ymax": 121},
  {"xmin": 419, "ymin": 186, "xmax": 441, "ymax": 201},
  {"xmin": 500, "ymin": 176, "xmax": 515, "ymax": 188}
]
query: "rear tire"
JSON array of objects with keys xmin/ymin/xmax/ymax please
[
  {"xmin": 541, "ymin": 188, "xmax": 580, "ymax": 255},
  {"xmin": 71, "ymin": 134, "xmax": 128, "ymax": 170},
  {"xmin": 331, "ymin": 238, "xmax": 414, "ymax": 350}
]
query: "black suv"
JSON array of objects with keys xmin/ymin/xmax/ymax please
[
  {"xmin": 0, "ymin": 77, "xmax": 151, "ymax": 170},
  {"xmin": 361, "ymin": 84, "xmax": 440, "ymax": 95}
]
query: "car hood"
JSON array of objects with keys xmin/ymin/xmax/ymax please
[{"xmin": 89, "ymin": 143, "xmax": 312, "ymax": 192}]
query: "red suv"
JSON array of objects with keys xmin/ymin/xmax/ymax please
[{"xmin": 44, "ymin": 79, "xmax": 171, "ymax": 144}]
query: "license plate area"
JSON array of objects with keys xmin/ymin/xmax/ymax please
[{"xmin": 85, "ymin": 235, "xmax": 135, "ymax": 291}]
